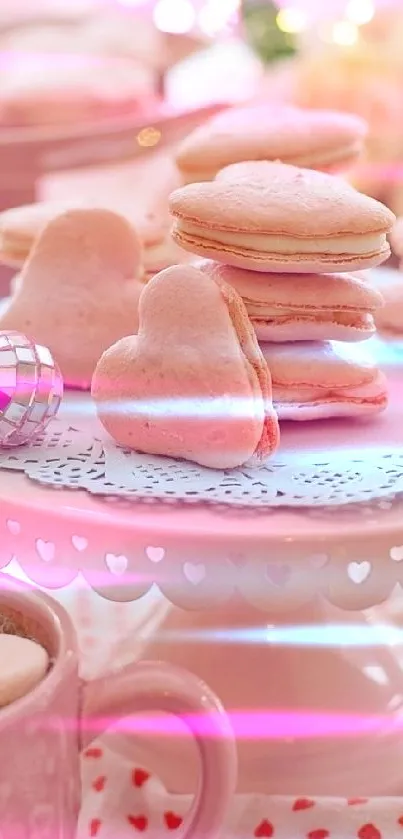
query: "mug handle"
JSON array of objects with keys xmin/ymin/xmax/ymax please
[{"xmin": 81, "ymin": 660, "xmax": 237, "ymax": 839}]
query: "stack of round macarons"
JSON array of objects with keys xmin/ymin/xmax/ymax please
[{"xmin": 169, "ymin": 159, "xmax": 395, "ymax": 421}]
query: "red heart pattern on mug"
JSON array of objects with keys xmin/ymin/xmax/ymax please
[
  {"xmin": 128, "ymin": 815, "xmax": 148, "ymax": 832},
  {"xmin": 89, "ymin": 818, "xmax": 102, "ymax": 837},
  {"xmin": 348, "ymin": 799, "xmax": 369, "ymax": 806},
  {"xmin": 254, "ymin": 819, "xmax": 274, "ymax": 837},
  {"xmin": 132, "ymin": 769, "xmax": 150, "ymax": 788},
  {"xmin": 92, "ymin": 776, "xmax": 106, "ymax": 793},
  {"xmin": 82, "ymin": 760, "xmax": 395, "ymax": 837},
  {"xmin": 293, "ymin": 798, "xmax": 316, "ymax": 812},
  {"xmin": 84, "ymin": 747, "xmax": 103, "ymax": 759},
  {"xmin": 164, "ymin": 812, "xmax": 183, "ymax": 830},
  {"xmin": 357, "ymin": 826, "xmax": 382, "ymax": 839}
]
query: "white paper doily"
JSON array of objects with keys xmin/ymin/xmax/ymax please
[
  {"xmin": 0, "ymin": 378, "xmax": 403, "ymax": 609},
  {"xmin": 1, "ymin": 419, "xmax": 403, "ymax": 510}
]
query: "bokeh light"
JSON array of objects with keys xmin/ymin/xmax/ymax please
[
  {"xmin": 153, "ymin": 0, "xmax": 196, "ymax": 34},
  {"xmin": 276, "ymin": 7, "xmax": 308, "ymax": 33},
  {"xmin": 331, "ymin": 18, "xmax": 359, "ymax": 44},
  {"xmin": 345, "ymin": 0, "xmax": 375, "ymax": 25}
]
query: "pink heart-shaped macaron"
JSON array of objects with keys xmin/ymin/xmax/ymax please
[
  {"xmin": 92, "ymin": 264, "xmax": 279, "ymax": 470},
  {"xmin": 0, "ymin": 208, "xmax": 144, "ymax": 390}
]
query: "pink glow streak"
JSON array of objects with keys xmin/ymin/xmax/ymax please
[{"xmin": 44, "ymin": 709, "xmax": 403, "ymax": 740}]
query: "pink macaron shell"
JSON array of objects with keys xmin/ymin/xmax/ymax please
[
  {"xmin": 175, "ymin": 105, "xmax": 367, "ymax": 179},
  {"xmin": 195, "ymin": 261, "xmax": 382, "ymax": 338},
  {"xmin": 259, "ymin": 340, "xmax": 379, "ymax": 389},
  {"xmin": 195, "ymin": 262, "xmax": 383, "ymax": 309},
  {"xmin": 0, "ymin": 208, "xmax": 143, "ymax": 390},
  {"xmin": 211, "ymin": 162, "xmax": 394, "ymax": 237},
  {"xmin": 371, "ymin": 270, "xmax": 403, "ymax": 333},
  {"xmin": 92, "ymin": 265, "xmax": 277, "ymax": 470},
  {"xmin": 274, "ymin": 370, "xmax": 388, "ymax": 420},
  {"xmin": 0, "ymin": 52, "xmax": 155, "ymax": 127}
]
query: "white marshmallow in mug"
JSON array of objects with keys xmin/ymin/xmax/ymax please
[{"xmin": 0, "ymin": 634, "xmax": 49, "ymax": 706}]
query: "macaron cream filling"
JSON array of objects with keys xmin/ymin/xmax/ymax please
[
  {"xmin": 174, "ymin": 221, "xmax": 386, "ymax": 257},
  {"xmin": 246, "ymin": 305, "xmax": 374, "ymax": 328}
]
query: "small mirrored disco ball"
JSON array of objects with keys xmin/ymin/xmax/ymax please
[{"xmin": 0, "ymin": 331, "xmax": 63, "ymax": 447}]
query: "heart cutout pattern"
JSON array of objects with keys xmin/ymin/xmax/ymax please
[
  {"xmin": 348, "ymin": 561, "xmax": 371, "ymax": 584},
  {"xmin": 72, "ymin": 535, "xmax": 88, "ymax": 552},
  {"xmin": 307, "ymin": 832, "xmax": 329, "ymax": 839},
  {"xmin": 183, "ymin": 562, "xmax": 206, "ymax": 586},
  {"xmin": 146, "ymin": 546, "xmax": 165, "ymax": 563},
  {"xmin": 390, "ymin": 546, "xmax": 403, "ymax": 562},
  {"xmin": 36, "ymin": 539, "xmax": 55, "ymax": 563},
  {"xmin": 6, "ymin": 519, "xmax": 20, "ymax": 536},
  {"xmin": 254, "ymin": 820, "xmax": 274, "ymax": 837},
  {"xmin": 266, "ymin": 564, "xmax": 290, "ymax": 587},
  {"xmin": 105, "ymin": 553, "xmax": 128, "ymax": 576},
  {"xmin": 92, "ymin": 265, "xmax": 278, "ymax": 470}
]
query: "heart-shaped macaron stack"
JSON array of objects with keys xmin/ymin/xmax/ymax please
[{"xmin": 169, "ymin": 160, "xmax": 395, "ymax": 421}]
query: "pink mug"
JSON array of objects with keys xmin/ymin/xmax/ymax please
[{"xmin": 0, "ymin": 574, "xmax": 236, "ymax": 839}]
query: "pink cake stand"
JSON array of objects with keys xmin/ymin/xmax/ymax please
[
  {"xmin": 0, "ymin": 368, "xmax": 402, "ymax": 609},
  {"xmin": 1, "ymin": 276, "xmax": 403, "ymax": 818}
]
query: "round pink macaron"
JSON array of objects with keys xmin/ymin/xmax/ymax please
[{"xmin": 175, "ymin": 105, "xmax": 368, "ymax": 184}]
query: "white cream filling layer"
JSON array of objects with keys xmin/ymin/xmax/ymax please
[
  {"xmin": 248, "ymin": 307, "xmax": 371, "ymax": 327},
  {"xmin": 177, "ymin": 220, "xmax": 385, "ymax": 256}
]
